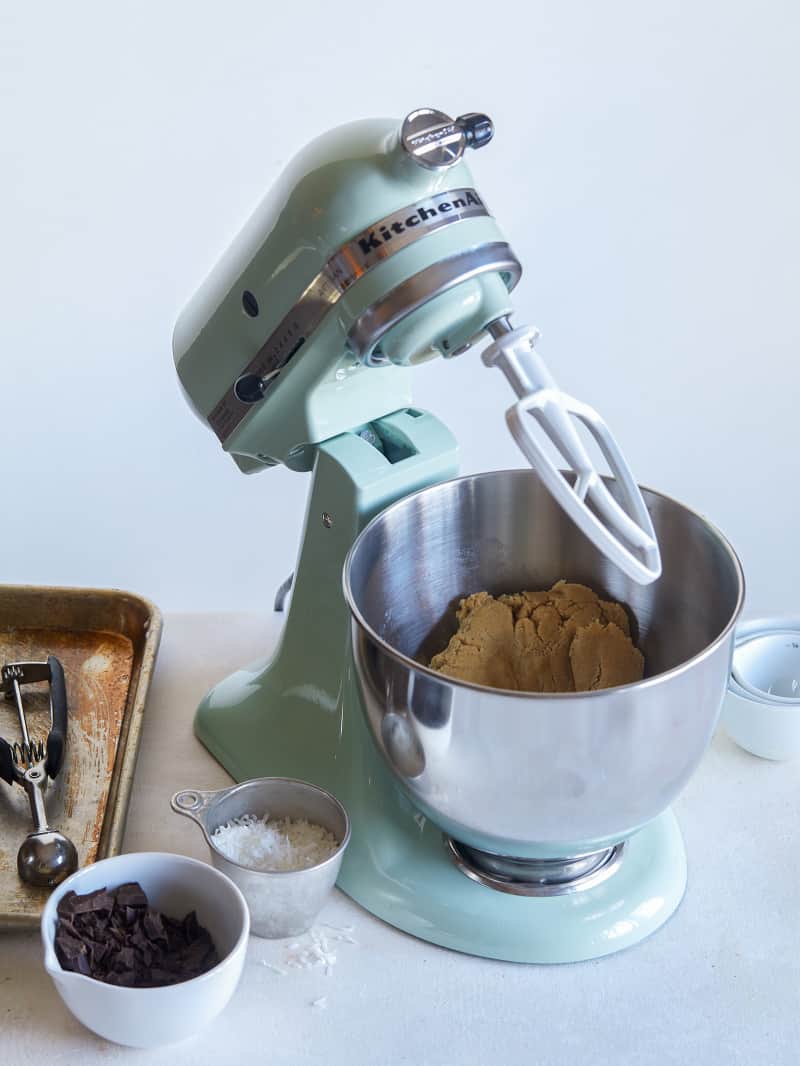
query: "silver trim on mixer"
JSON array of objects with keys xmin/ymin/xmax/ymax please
[
  {"xmin": 208, "ymin": 188, "xmax": 493, "ymax": 444},
  {"xmin": 347, "ymin": 242, "xmax": 522, "ymax": 364},
  {"xmin": 445, "ymin": 837, "xmax": 626, "ymax": 897}
]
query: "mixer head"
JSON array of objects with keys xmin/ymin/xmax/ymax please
[
  {"xmin": 174, "ymin": 107, "xmax": 661, "ymax": 584},
  {"xmin": 173, "ymin": 108, "xmax": 520, "ymax": 473}
]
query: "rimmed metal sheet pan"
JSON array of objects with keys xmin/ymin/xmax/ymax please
[{"xmin": 0, "ymin": 585, "xmax": 162, "ymax": 928}]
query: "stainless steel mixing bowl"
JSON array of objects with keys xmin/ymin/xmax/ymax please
[{"xmin": 344, "ymin": 471, "xmax": 744, "ymax": 860}]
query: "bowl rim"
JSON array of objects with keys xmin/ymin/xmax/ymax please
[
  {"xmin": 727, "ymin": 678, "xmax": 800, "ymax": 716},
  {"xmin": 41, "ymin": 850, "xmax": 250, "ymax": 993},
  {"xmin": 200, "ymin": 776, "xmax": 352, "ymax": 876},
  {"xmin": 342, "ymin": 469, "xmax": 746, "ymax": 701}
]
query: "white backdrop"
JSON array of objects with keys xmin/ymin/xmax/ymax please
[{"xmin": 1, "ymin": 1, "xmax": 798, "ymax": 613}]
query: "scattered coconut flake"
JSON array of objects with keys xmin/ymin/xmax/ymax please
[
  {"xmin": 211, "ymin": 812, "xmax": 338, "ymax": 871},
  {"xmin": 259, "ymin": 923, "xmax": 358, "ymax": 999},
  {"xmin": 283, "ymin": 927, "xmax": 341, "ymax": 973}
]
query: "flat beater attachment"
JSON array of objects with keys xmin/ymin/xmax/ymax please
[{"xmin": 482, "ymin": 321, "xmax": 661, "ymax": 585}]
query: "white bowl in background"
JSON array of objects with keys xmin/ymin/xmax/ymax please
[
  {"xmin": 723, "ymin": 684, "xmax": 800, "ymax": 760},
  {"xmin": 41, "ymin": 852, "xmax": 249, "ymax": 1048},
  {"xmin": 732, "ymin": 629, "xmax": 800, "ymax": 702},
  {"xmin": 722, "ymin": 617, "xmax": 800, "ymax": 760}
]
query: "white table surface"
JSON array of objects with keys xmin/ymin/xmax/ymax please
[{"xmin": 2, "ymin": 612, "xmax": 798, "ymax": 1065}]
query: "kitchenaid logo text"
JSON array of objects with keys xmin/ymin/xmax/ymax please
[
  {"xmin": 407, "ymin": 123, "xmax": 458, "ymax": 150},
  {"xmin": 355, "ymin": 189, "xmax": 485, "ymax": 257}
]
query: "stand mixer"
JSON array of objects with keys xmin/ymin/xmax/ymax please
[{"xmin": 174, "ymin": 108, "xmax": 744, "ymax": 962}]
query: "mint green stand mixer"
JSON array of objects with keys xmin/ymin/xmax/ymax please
[{"xmin": 174, "ymin": 109, "xmax": 744, "ymax": 962}]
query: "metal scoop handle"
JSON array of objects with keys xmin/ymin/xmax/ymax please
[
  {"xmin": 0, "ymin": 657, "xmax": 68, "ymax": 782},
  {"xmin": 482, "ymin": 322, "xmax": 661, "ymax": 585}
]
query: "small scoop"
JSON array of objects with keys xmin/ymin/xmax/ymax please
[
  {"xmin": 17, "ymin": 815, "xmax": 79, "ymax": 887},
  {"xmin": 482, "ymin": 319, "xmax": 661, "ymax": 585},
  {"xmin": 0, "ymin": 658, "xmax": 78, "ymax": 887}
]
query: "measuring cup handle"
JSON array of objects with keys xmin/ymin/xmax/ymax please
[
  {"xmin": 170, "ymin": 788, "xmax": 219, "ymax": 827},
  {"xmin": 45, "ymin": 655, "xmax": 68, "ymax": 779}
]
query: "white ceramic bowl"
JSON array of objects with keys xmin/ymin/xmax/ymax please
[
  {"xmin": 41, "ymin": 852, "xmax": 249, "ymax": 1048},
  {"xmin": 732, "ymin": 629, "xmax": 800, "ymax": 702},
  {"xmin": 722, "ymin": 617, "xmax": 800, "ymax": 760},
  {"xmin": 723, "ymin": 684, "xmax": 800, "ymax": 760}
]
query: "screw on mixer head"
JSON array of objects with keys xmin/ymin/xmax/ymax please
[{"xmin": 400, "ymin": 109, "xmax": 493, "ymax": 170}]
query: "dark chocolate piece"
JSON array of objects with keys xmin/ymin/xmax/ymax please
[
  {"xmin": 143, "ymin": 908, "xmax": 166, "ymax": 943},
  {"xmin": 53, "ymin": 881, "xmax": 220, "ymax": 988},
  {"xmin": 115, "ymin": 882, "xmax": 148, "ymax": 908},
  {"xmin": 57, "ymin": 887, "xmax": 114, "ymax": 917}
]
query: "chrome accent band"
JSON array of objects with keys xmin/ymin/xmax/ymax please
[
  {"xmin": 208, "ymin": 187, "xmax": 491, "ymax": 443},
  {"xmin": 445, "ymin": 837, "xmax": 626, "ymax": 897},
  {"xmin": 347, "ymin": 242, "xmax": 522, "ymax": 364}
]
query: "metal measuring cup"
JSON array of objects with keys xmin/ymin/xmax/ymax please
[{"xmin": 170, "ymin": 777, "xmax": 350, "ymax": 938}]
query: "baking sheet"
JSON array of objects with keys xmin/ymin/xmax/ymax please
[{"xmin": 0, "ymin": 586, "xmax": 162, "ymax": 928}]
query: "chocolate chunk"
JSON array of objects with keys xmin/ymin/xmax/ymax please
[
  {"xmin": 143, "ymin": 909, "xmax": 166, "ymax": 943},
  {"xmin": 54, "ymin": 930, "xmax": 87, "ymax": 970},
  {"xmin": 114, "ymin": 946, "xmax": 136, "ymax": 972},
  {"xmin": 57, "ymin": 916, "xmax": 80, "ymax": 940},
  {"xmin": 182, "ymin": 910, "xmax": 199, "ymax": 938},
  {"xmin": 77, "ymin": 888, "xmax": 114, "ymax": 914},
  {"xmin": 57, "ymin": 891, "xmax": 78, "ymax": 918},
  {"xmin": 53, "ymin": 881, "xmax": 220, "ymax": 988},
  {"xmin": 72, "ymin": 951, "xmax": 92, "ymax": 977},
  {"xmin": 58, "ymin": 887, "xmax": 113, "ymax": 917},
  {"xmin": 115, "ymin": 882, "xmax": 148, "ymax": 908}
]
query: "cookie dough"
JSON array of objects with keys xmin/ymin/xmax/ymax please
[{"xmin": 429, "ymin": 581, "xmax": 644, "ymax": 693}]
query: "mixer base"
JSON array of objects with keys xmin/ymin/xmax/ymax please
[{"xmin": 337, "ymin": 801, "xmax": 686, "ymax": 964}]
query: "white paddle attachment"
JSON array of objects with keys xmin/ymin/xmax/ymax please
[{"xmin": 482, "ymin": 320, "xmax": 661, "ymax": 585}]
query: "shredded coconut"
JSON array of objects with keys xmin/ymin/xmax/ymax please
[
  {"xmin": 257, "ymin": 923, "xmax": 358, "ymax": 1011},
  {"xmin": 285, "ymin": 927, "xmax": 338, "ymax": 971},
  {"xmin": 260, "ymin": 962, "xmax": 287, "ymax": 975},
  {"xmin": 211, "ymin": 812, "xmax": 338, "ymax": 871},
  {"xmin": 282, "ymin": 926, "xmax": 358, "ymax": 975}
]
